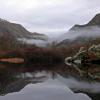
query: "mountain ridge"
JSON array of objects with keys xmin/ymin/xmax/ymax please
[
  {"xmin": 71, "ymin": 13, "xmax": 100, "ymax": 30},
  {"xmin": 0, "ymin": 18, "xmax": 48, "ymax": 49},
  {"xmin": 57, "ymin": 13, "xmax": 100, "ymax": 47}
]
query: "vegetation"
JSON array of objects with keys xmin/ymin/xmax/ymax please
[{"xmin": 0, "ymin": 36, "xmax": 100, "ymax": 64}]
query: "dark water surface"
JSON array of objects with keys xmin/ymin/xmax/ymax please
[{"xmin": 0, "ymin": 62, "xmax": 99, "ymax": 100}]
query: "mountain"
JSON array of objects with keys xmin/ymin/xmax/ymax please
[
  {"xmin": 57, "ymin": 13, "xmax": 100, "ymax": 46},
  {"xmin": 86, "ymin": 13, "xmax": 100, "ymax": 26},
  {"xmin": 0, "ymin": 18, "xmax": 33, "ymax": 38},
  {"xmin": 0, "ymin": 71, "xmax": 47, "ymax": 95},
  {"xmin": 0, "ymin": 18, "xmax": 48, "ymax": 39},
  {"xmin": 71, "ymin": 13, "xmax": 100, "ymax": 30},
  {"xmin": 0, "ymin": 18, "xmax": 48, "ymax": 49}
]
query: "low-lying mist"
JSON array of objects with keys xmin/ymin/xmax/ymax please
[
  {"xmin": 58, "ymin": 75, "xmax": 100, "ymax": 93},
  {"xmin": 57, "ymin": 26, "xmax": 100, "ymax": 43}
]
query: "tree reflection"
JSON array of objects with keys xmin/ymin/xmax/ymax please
[{"xmin": 0, "ymin": 62, "xmax": 99, "ymax": 100}]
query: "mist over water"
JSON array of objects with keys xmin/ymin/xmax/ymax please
[{"xmin": 58, "ymin": 75, "xmax": 100, "ymax": 93}]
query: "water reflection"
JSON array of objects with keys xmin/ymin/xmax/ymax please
[
  {"xmin": 0, "ymin": 79, "xmax": 91, "ymax": 100},
  {"xmin": 0, "ymin": 62, "xmax": 99, "ymax": 100}
]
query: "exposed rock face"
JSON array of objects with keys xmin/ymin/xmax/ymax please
[{"xmin": 65, "ymin": 44, "xmax": 100, "ymax": 64}]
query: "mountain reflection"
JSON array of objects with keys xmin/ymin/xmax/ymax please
[
  {"xmin": 0, "ymin": 63, "xmax": 65, "ymax": 95},
  {"xmin": 0, "ymin": 62, "xmax": 99, "ymax": 100}
]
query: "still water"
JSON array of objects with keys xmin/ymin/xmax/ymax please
[{"xmin": 0, "ymin": 62, "xmax": 99, "ymax": 100}]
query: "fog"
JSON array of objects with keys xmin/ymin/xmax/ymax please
[
  {"xmin": 18, "ymin": 38, "xmax": 48, "ymax": 47},
  {"xmin": 57, "ymin": 26, "xmax": 100, "ymax": 42},
  {"xmin": 58, "ymin": 75, "xmax": 100, "ymax": 93}
]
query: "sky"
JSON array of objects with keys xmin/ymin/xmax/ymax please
[{"xmin": 0, "ymin": 0, "xmax": 100, "ymax": 37}]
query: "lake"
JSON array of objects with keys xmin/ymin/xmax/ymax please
[{"xmin": 0, "ymin": 62, "xmax": 99, "ymax": 100}]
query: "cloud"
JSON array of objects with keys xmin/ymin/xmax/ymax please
[{"xmin": 0, "ymin": 0, "xmax": 100, "ymax": 37}]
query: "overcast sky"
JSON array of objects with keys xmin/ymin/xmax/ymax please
[{"xmin": 0, "ymin": 0, "xmax": 100, "ymax": 37}]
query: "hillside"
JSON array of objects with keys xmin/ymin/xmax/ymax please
[
  {"xmin": 0, "ymin": 18, "xmax": 48, "ymax": 50},
  {"xmin": 0, "ymin": 18, "xmax": 32, "ymax": 38},
  {"xmin": 57, "ymin": 14, "xmax": 100, "ymax": 47}
]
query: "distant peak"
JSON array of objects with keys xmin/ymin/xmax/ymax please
[
  {"xmin": 95, "ymin": 13, "xmax": 100, "ymax": 17},
  {"xmin": 70, "ymin": 13, "xmax": 100, "ymax": 30},
  {"xmin": 87, "ymin": 13, "xmax": 100, "ymax": 26}
]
